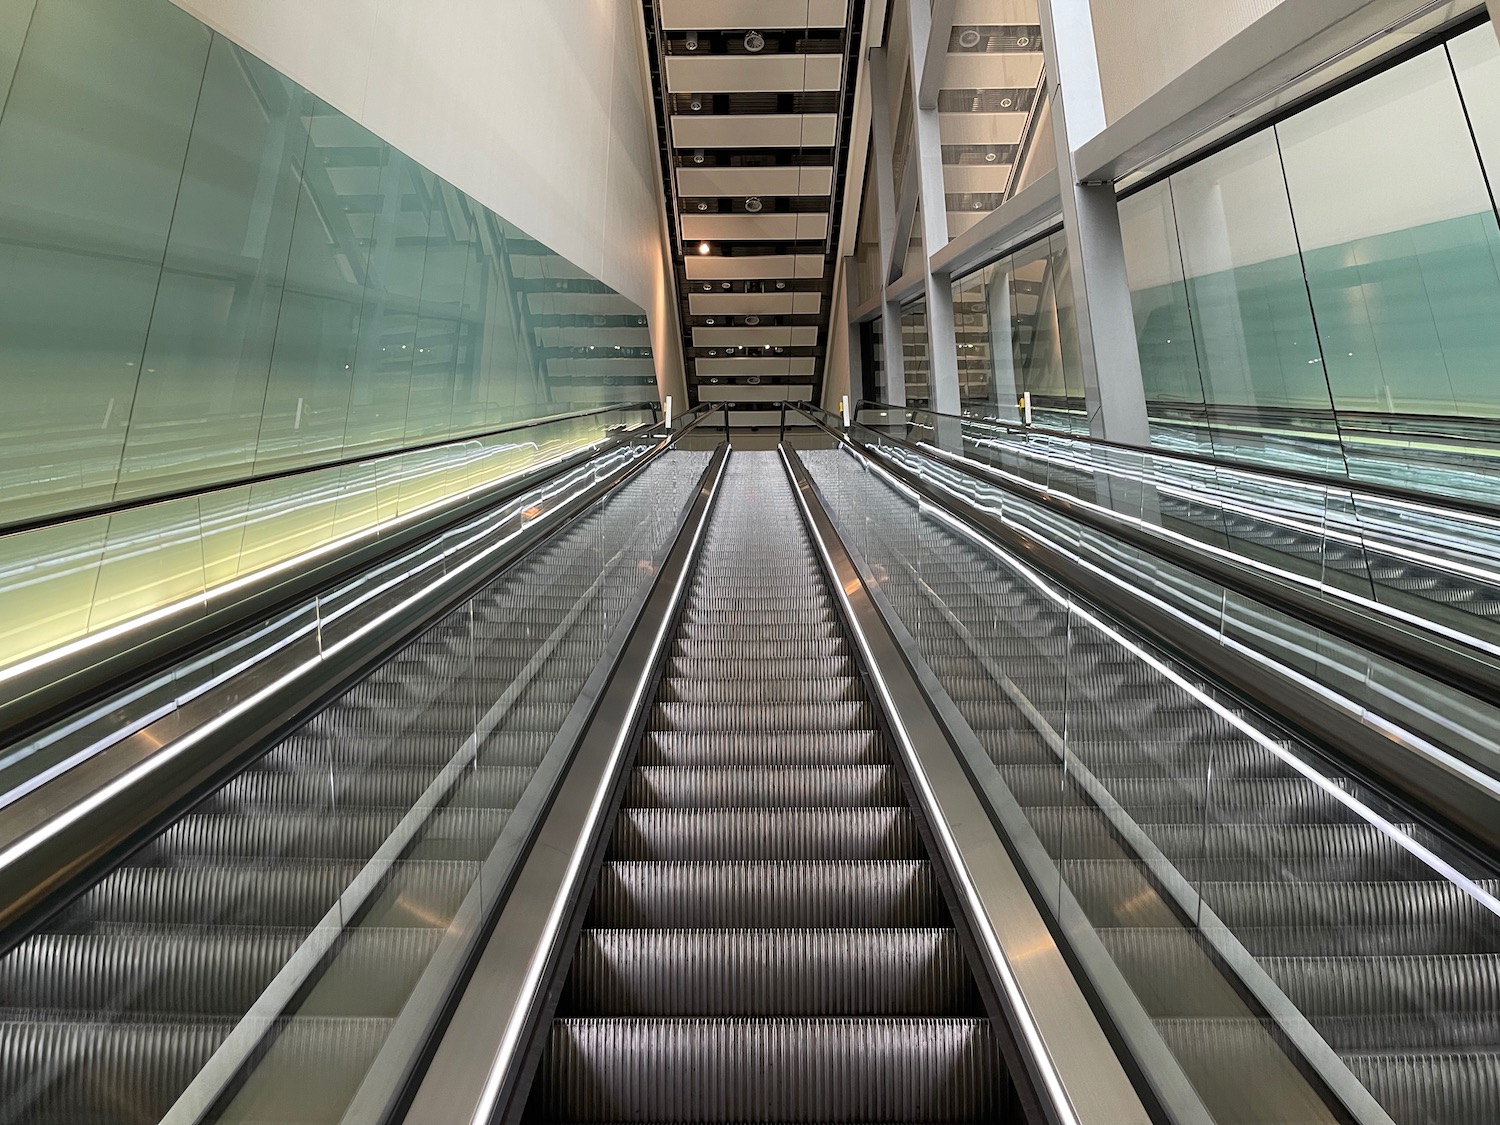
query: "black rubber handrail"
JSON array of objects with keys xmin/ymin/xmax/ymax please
[
  {"xmin": 0, "ymin": 401, "xmax": 664, "ymax": 540},
  {"xmin": 859, "ymin": 398, "xmax": 1500, "ymax": 523}
]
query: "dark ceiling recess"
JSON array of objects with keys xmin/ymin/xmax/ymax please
[{"xmin": 640, "ymin": 0, "xmax": 867, "ymax": 408}]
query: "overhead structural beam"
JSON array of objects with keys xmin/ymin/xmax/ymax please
[
  {"xmin": 1036, "ymin": 0, "xmax": 1151, "ymax": 445},
  {"xmin": 919, "ymin": 0, "xmax": 957, "ymax": 109},
  {"xmin": 907, "ymin": 0, "xmax": 960, "ymax": 415},
  {"xmin": 867, "ymin": 46, "xmax": 908, "ymax": 405}
]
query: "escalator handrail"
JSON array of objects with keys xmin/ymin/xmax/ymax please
[
  {"xmin": 0, "ymin": 412, "xmax": 724, "ymax": 955},
  {"xmin": 787, "ymin": 404, "xmax": 1500, "ymax": 861},
  {"xmin": 0, "ymin": 401, "xmax": 662, "ymax": 541},
  {"xmin": 0, "ymin": 405, "xmax": 712, "ymax": 757},
  {"xmin": 792, "ymin": 404, "xmax": 1500, "ymax": 718},
  {"xmin": 396, "ymin": 446, "xmax": 731, "ymax": 1125},
  {"xmin": 856, "ymin": 397, "xmax": 1500, "ymax": 523}
]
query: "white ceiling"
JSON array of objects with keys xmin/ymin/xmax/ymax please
[{"xmin": 648, "ymin": 0, "xmax": 858, "ymax": 404}]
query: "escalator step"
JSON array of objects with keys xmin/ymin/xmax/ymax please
[
  {"xmin": 534, "ymin": 1017, "xmax": 1001, "ymax": 1122},
  {"xmin": 610, "ymin": 808, "xmax": 922, "ymax": 861},
  {"xmin": 623, "ymin": 766, "xmax": 900, "ymax": 808},
  {"xmin": 638, "ymin": 730, "xmax": 887, "ymax": 767}
]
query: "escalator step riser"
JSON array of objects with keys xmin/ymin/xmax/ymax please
[
  {"xmin": 637, "ymin": 730, "xmax": 888, "ymax": 767},
  {"xmin": 648, "ymin": 702, "xmax": 878, "ymax": 733},
  {"xmin": 672, "ymin": 638, "xmax": 848, "ymax": 662},
  {"xmin": 658, "ymin": 678, "xmax": 864, "ymax": 704},
  {"xmin": 564, "ymin": 930, "xmax": 978, "ymax": 1016},
  {"xmin": 149, "ymin": 807, "xmax": 511, "ymax": 862},
  {"xmin": 587, "ymin": 862, "xmax": 944, "ymax": 928},
  {"xmin": 623, "ymin": 766, "xmax": 900, "ymax": 809},
  {"xmin": 535, "ymin": 1017, "xmax": 1001, "ymax": 1122},
  {"xmin": 666, "ymin": 656, "xmax": 858, "ymax": 683},
  {"xmin": 678, "ymin": 623, "xmax": 840, "ymax": 642},
  {"xmin": 215, "ymin": 766, "xmax": 532, "ymax": 812},
  {"xmin": 610, "ymin": 808, "xmax": 921, "ymax": 860}
]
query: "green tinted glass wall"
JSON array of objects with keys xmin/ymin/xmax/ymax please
[
  {"xmin": 950, "ymin": 232, "xmax": 1087, "ymax": 432},
  {"xmin": 1117, "ymin": 22, "xmax": 1500, "ymax": 494},
  {"xmin": 0, "ymin": 0, "xmax": 654, "ymax": 527}
]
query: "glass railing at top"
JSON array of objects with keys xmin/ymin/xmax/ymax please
[
  {"xmin": 797, "ymin": 440, "xmax": 1500, "ymax": 1125},
  {"xmin": 853, "ymin": 403, "xmax": 1500, "ymax": 662},
  {"xmin": 0, "ymin": 405, "xmax": 660, "ymax": 686}
]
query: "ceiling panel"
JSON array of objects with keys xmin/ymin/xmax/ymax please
[
  {"xmin": 697, "ymin": 384, "xmax": 814, "ymax": 402},
  {"xmin": 944, "ymin": 54, "xmax": 1044, "ymax": 91},
  {"xmin": 695, "ymin": 357, "xmax": 819, "ymax": 377},
  {"xmin": 944, "ymin": 164, "xmax": 1014, "ymax": 193},
  {"xmin": 665, "ymin": 54, "xmax": 844, "ymax": 94},
  {"xmin": 939, "ymin": 112, "xmax": 1028, "ymax": 145},
  {"xmin": 681, "ymin": 212, "xmax": 829, "ymax": 242},
  {"xmin": 659, "ymin": 0, "xmax": 849, "ymax": 30},
  {"xmin": 676, "ymin": 165, "xmax": 833, "ymax": 197},
  {"xmin": 690, "ymin": 292, "xmax": 797, "ymax": 316},
  {"xmin": 692, "ymin": 325, "xmax": 820, "ymax": 347},
  {"xmin": 670, "ymin": 113, "xmax": 839, "ymax": 149},
  {"xmin": 683, "ymin": 253, "xmax": 826, "ymax": 280}
]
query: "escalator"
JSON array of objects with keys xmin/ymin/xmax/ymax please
[
  {"xmin": 0, "ymin": 450, "xmax": 707, "ymax": 1124},
  {"xmin": 525, "ymin": 453, "xmax": 1009, "ymax": 1121}
]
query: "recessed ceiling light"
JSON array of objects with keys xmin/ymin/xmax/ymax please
[
  {"xmin": 1000, "ymin": 97, "xmax": 1013, "ymax": 109},
  {"xmin": 744, "ymin": 197, "xmax": 763, "ymax": 213},
  {"xmin": 698, "ymin": 202, "xmax": 709, "ymax": 211},
  {"xmin": 985, "ymin": 151, "xmax": 997, "ymax": 162},
  {"xmin": 744, "ymin": 30, "xmax": 765, "ymax": 52},
  {"xmin": 721, "ymin": 282, "xmax": 731, "ymax": 290},
  {"xmin": 698, "ymin": 241, "xmax": 711, "ymax": 255},
  {"xmin": 705, "ymin": 318, "xmax": 715, "ymax": 325},
  {"xmin": 744, "ymin": 315, "xmax": 760, "ymax": 326},
  {"xmin": 685, "ymin": 31, "xmax": 699, "ymax": 51},
  {"xmin": 775, "ymin": 281, "xmax": 786, "ymax": 289},
  {"xmin": 693, "ymin": 149, "xmax": 705, "ymax": 164},
  {"xmin": 1017, "ymin": 35, "xmax": 1031, "ymax": 47},
  {"xmin": 747, "ymin": 375, "xmax": 762, "ymax": 385},
  {"xmin": 958, "ymin": 28, "xmax": 982, "ymax": 48},
  {"xmin": 689, "ymin": 97, "xmax": 703, "ymax": 111}
]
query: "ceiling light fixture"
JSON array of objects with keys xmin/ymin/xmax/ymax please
[
  {"xmin": 698, "ymin": 202, "xmax": 709, "ymax": 211},
  {"xmin": 958, "ymin": 28, "xmax": 982, "ymax": 48},
  {"xmin": 721, "ymin": 282, "xmax": 732, "ymax": 290},
  {"xmin": 744, "ymin": 30, "xmax": 765, "ymax": 52},
  {"xmin": 986, "ymin": 151, "xmax": 997, "ymax": 162},
  {"xmin": 685, "ymin": 31, "xmax": 700, "ymax": 51},
  {"xmin": 775, "ymin": 281, "xmax": 786, "ymax": 290},
  {"xmin": 693, "ymin": 149, "xmax": 705, "ymax": 164},
  {"xmin": 747, "ymin": 375, "xmax": 762, "ymax": 385},
  {"xmin": 744, "ymin": 197, "xmax": 763, "ymax": 213},
  {"xmin": 698, "ymin": 241, "xmax": 711, "ymax": 255},
  {"xmin": 689, "ymin": 97, "xmax": 703, "ymax": 111},
  {"xmin": 744, "ymin": 315, "xmax": 760, "ymax": 326}
]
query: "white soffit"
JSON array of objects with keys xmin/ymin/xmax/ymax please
[
  {"xmin": 666, "ymin": 54, "xmax": 844, "ymax": 94},
  {"xmin": 688, "ymin": 292, "xmax": 824, "ymax": 316},
  {"xmin": 944, "ymin": 54, "xmax": 1044, "ymax": 91},
  {"xmin": 684, "ymin": 253, "xmax": 826, "ymax": 280},
  {"xmin": 682, "ymin": 213, "xmax": 829, "ymax": 242},
  {"xmin": 697, "ymin": 384, "xmax": 814, "ymax": 402},
  {"xmin": 939, "ymin": 112, "xmax": 1029, "ymax": 145},
  {"xmin": 659, "ymin": 0, "xmax": 849, "ymax": 31},
  {"xmin": 693, "ymin": 325, "xmax": 821, "ymax": 346},
  {"xmin": 696, "ymin": 357, "xmax": 819, "ymax": 377},
  {"xmin": 677, "ymin": 165, "xmax": 835, "ymax": 197},
  {"xmin": 670, "ymin": 113, "xmax": 839, "ymax": 149}
]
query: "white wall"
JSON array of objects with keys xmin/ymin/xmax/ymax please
[
  {"xmin": 169, "ymin": 0, "xmax": 685, "ymax": 403},
  {"xmin": 1089, "ymin": 0, "xmax": 1283, "ymax": 125}
]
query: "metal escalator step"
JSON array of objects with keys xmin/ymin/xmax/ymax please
[
  {"xmin": 638, "ymin": 730, "xmax": 887, "ymax": 767},
  {"xmin": 1262, "ymin": 954, "xmax": 1500, "ymax": 1021},
  {"xmin": 148, "ymin": 807, "xmax": 508, "ymax": 862},
  {"xmin": 678, "ymin": 621, "xmax": 840, "ymax": 643},
  {"xmin": 999, "ymin": 767, "xmax": 1349, "ymax": 822},
  {"xmin": 649, "ymin": 702, "xmax": 878, "ymax": 733},
  {"xmin": 672, "ymin": 637, "xmax": 848, "ymax": 662},
  {"xmin": 623, "ymin": 766, "xmax": 900, "ymax": 808},
  {"xmin": 535, "ymin": 1017, "xmax": 1000, "ymax": 1122},
  {"xmin": 214, "ymin": 765, "xmax": 534, "ymax": 811},
  {"xmin": 0, "ymin": 927, "xmax": 443, "ymax": 1017},
  {"xmin": 683, "ymin": 607, "xmax": 836, "ymax": 626},
  {"xmin": 666, "ymin": 655, "xmax": 858, "ymax": 682},
  {"xmin": 1345, "ymin": 1049, "xmax": 1500, "ymax": 1125},
  {"xmin": 63, "ymin": 860, "xmax": 476, "ymax": 930},
  {"xmin": 587, "ymin": 861, "xmax": 945, "ymax": 928},
  {"xmin": 564, "ymin": 930, "xmax": 977, "ymax": 1016},
  {"xmin": 610, "ymin": 808, "xmax": 921, "ymax": 860},
  {"xmin": 658, "ymin": 677, "xmax": 864, "ymax": 704}
]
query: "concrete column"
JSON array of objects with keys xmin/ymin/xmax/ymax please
[
  {"xmin": 868, "ymin": 47, "xmax": 908, "ymax": 406},
  {"xmin": 907, "ymin": 0, "xmax": 961, "ymax": 416},
  {"xmin": 1036, "ymin": 0, "xmax": 1151, "ymax": 445}
]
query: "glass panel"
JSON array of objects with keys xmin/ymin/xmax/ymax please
[
  {"xmin": 1279, "ymin": 44, "xmax": 1500, "ymax": 491},
  {"xmin": 0, "ymin": 0, "xmax": 211, "ymax": 525},
  {"xmin": 901, "ymin": 297, "xmax": 930, "ymax": 405},
  {"xmin": 115, "ymin": 40, "xmax": 310, "ymax": 499}
]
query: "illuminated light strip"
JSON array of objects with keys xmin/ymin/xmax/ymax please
[
  {"xmin": 857, "ymin": 453, "xmax": 1500, "ymax": 920},
  {"xmin": 783, "ymin": 452, "xmax": 1087, "ymax": 1125},
  {"xmin": 0, "ymin": 443, "xmax": 609, "ymax": 687},
  {"xmin": 0, "ymin": 450, "xmax": 650, "ymax": 873},
  {"xmin": 900, "ymin": 446, "xmax": 1500, "ymax": 661}
]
